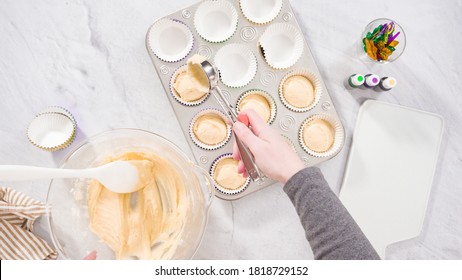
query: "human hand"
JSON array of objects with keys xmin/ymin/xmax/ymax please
[
  {"xmin": 232, "ymin": 110, "xmax": 305, "ymax": 184},
  {"xmin": 83, "ymin": 251, "xmax": 97, "ymax": 260}
]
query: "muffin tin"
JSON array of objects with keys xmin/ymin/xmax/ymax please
[{"xmin": 146, "ymin": 0, "xmax": 345, "ymax": 200}]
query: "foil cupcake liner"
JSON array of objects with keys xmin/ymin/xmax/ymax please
[
  {"xmin": 209, "ymin": 153, "xmax": 251, "ymax": 196},
  {"xmin": 298, "ymin": 114, "xmax": 344, "ymax": 158},
  {"xmin": 214, "ymin": 43, "xmax": 258, "ymax": 88},
  {"xmin": 169, "ymin": 65, "xmax": 211, "ymax": 106},
  {"xmin": 27, "ymin": 112, "xmax": 77, "ymax": 152},
  {"xmin": 259, "ymin": 22, "xmax": 304, "ymax": 69},
  {"xmin": 279, "ymin": 69, "xmax": 322, "ymax": 113},
  {"xmin": 239, "ymin": 0, "xmax": 283, "ymax": 25},
  {"xmin": 193, "ymin": 0, "xmax": 239, "ymax": 43},
  {"xmin": 236, "ymin": 89, "xmax": 277, "ymax": 124},
  {"xmin": 147, "ymin": 18, "xmax": 194, "ymax": 63},
  {"xmin": 189, "ymin": 108, "xmax": 232, "ymax": 151}
]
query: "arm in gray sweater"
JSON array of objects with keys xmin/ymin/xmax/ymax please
[{"xmin": 283, "ymin": 167, "xmax": 380, "ymax": 260}]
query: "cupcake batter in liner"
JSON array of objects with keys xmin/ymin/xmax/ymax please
[
  {"xmin": 169, "ymin": 65, "xmax": 210, "ymax": 106},
  {"xmin": 210, "ymin": 153, "xmax": 251, "ymax": 195},
  {"xmin": 298, "ymin": 114, "xmax": 345, "ymax": 158},
  {"xmin": 189, "ymin": 109, "xmax": 232, "ymax": 150},
  {"xmin": 279, "ymin": 70, "xmax": 322, "ymax": 113},
  {"xmin": 236, "ymin": 89, "xmax": 277, "ymax": 124}
]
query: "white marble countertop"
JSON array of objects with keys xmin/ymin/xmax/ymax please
[{"xmin": 1, "ymin": 0, "xmax": 461, "ymax": 259}]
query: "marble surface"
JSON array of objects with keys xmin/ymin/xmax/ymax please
[{"xmin": 0, "ymin": 0, "xmax": 461, "ymax": 259}]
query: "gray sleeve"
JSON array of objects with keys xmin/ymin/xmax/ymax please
[{"xmin": 283, "ymin": 167, "xmax": 380, "ymax": 260}]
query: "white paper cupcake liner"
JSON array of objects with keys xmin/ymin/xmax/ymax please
[
  {"xmin": 214, "ymin": 43, "xmax": 258, "ymax": 88},
  {"xmin": 147, "ymin": 18, "xmax": 194, "ymax": 63},
  {"xmin": 169, "ymin": 65, "xmax": 211, "ymax": 106},
  {"xmin": 37, "ymin": 106, "xmax": 76, "ymax": 125},
  {"xmin": 189, "ymin": 108, "xmax": 232, "ymax": 150},
  {"xmin": 236, "ymin": 89, "xmax": 277, "ymax": 124},
  {"xmin": 298, "ymin": 114, "xmax": 345, "ymax": 158},
  {"xmin": 259, "ymin": 22, "xmax": 304, "ymax": 69},
  {"xmin": 239, "ymin": 0, "xmax": 283, "ymax": 25},
  {"xmin": 279, "ymin": 69, "xmax": 322, "ymax": 113},
  {"xmin": 209, "ymin": 153, "xmax": 251, "ymax": 196},
  {"xmin": 194, "ymin": 0, "xmax": 239, "ymax": 43},
  {"xmin": 27, "ymin": 112, "xmax": 77, "ymax": 152}
]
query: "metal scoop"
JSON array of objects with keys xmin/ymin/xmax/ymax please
[{"xmin": 195, "ymin": 59, "xmax": 264, "ymax": 183}]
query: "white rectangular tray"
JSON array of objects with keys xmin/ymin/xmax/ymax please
[{"xmin": 339, "ymin": 100, "xmax": 444, "ymax": 258}]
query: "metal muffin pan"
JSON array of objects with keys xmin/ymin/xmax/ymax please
[{"xmin": 146, "ymin": 0, "xmax": 345, "ymax": 200}]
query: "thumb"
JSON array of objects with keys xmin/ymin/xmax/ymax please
[{"xmin": 233, "ymin": 122, "xmax": 262, "ymax": 152}]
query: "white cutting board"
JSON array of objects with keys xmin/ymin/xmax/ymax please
[{"xmin": 339, "ymin": 100, "xmax": 444, "ymax": 259}]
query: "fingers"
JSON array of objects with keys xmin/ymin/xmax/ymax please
[
  {"xmin": 233, "ymin": 122, "xmax": 263, "ymax": 152},
  {"xmin": 232, "ymin": 142, "xmax": 241, "ymax": 161},
  {"xmin": 243, "ymin": 109, "xmax": 270, "ymax": 137},
  {"xmin": 237, "ymin": 160, "xmax": 249, "ymax": 178},
  {"xmin": 83, "ymin": 251, "xmax": 97, "ymax": 260},
  {"xmin": 237, "ymin": 160, "xmax": 246, "ymax": 174}
]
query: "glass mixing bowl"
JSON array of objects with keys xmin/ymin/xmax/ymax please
[{"xmin": 46, "ymin": 129, "xmax": 213, "ymax": 259}]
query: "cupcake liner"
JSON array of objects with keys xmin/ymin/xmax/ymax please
[
  {"xmin": 298, "ymin": 114, "xmax": 345, "ymax": 158},
  {"xmin": 147, "ymin": 18, "xmax": 194, "ymax": 63},
  {"xmin": 169, "ymin": 65, "xmax": 211, "ymax": 106},
  {"xmin": 189, "ymin": 108, "xmax": 232, "ymax": 150},
  {"xmin": 209, "ymin": 153, "xmax": 251, "ymax": 196},
  {"xmin": 259, "ymin": 22, "xmax": 304, "ymax": 69},
  {"xmin": 279, "ymin": 69, "xmax": 322, "ymax": 113},
  {"xmin": 239, "ymin": 0, "xmax": 283, "ymax": 25},
  {"xmin": 214, "ymin": 43, "xmax": 257, "ymax": 88},
  {"xmin": 236, "ymin": 89, "xmax": 277, "ymax": 124},
  {"xmin": 193, "ymin": 0, "xmax": 239, "ymax": 43},
  {"xmin": 36, "ymin": 106, "xmax": 77, "ymax": 126},
  {"xmin": 27, "ymin": 112, "xmax": 77, "ymax": 152},
  {"xmin": 281, "ymin": 134, "xmax": 297, "ymax": 152}
]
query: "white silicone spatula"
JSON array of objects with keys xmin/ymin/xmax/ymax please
[{"xmin": 0, "ymin": 160, "xmax": 152, "ymax": 193}]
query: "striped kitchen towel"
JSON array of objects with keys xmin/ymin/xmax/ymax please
[{"xmin": 0, "ymin": 187, "xmax": 57, "ymax": 260}]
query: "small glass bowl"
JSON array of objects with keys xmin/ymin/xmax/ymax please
[{"xmin": 360, "ymin": 18, "xmax": 406, "ymax": 64}]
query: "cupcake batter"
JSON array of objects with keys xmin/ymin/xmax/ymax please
[
  {"xmin": 173, "ymin": 55, "xmax": 209, "ymax": 102},
  {"xmin": 283, "ymin": 75, "xmax": 315, "ymax": 108},
  {"xmin": 173, "ymin": 71, "xmax": 208, "ymax": 102},
  {"xmin": 238, "ymin": 93, "xmax": 272, "ymax": 123},
  {"xmin": 193, "ymin": 113, "xmax": 228, "ymax": 146},
  {"xmin": 302, "ymin": 119, "xmax": 334, "ymax": 153},
  {"xmin": 87, "ymin": 152, "xmax": 189, "ymax": 260},
  {"xmin": 213, "ymin": 158, "xmax": 247, "ymax": 190}
]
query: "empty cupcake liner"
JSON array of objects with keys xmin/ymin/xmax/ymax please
[
  {"xmin": 214, "ymin": 43, "xmax": 258, "ymax": 88},
  {"xmin": 27, "ymin": 112, "xmax": 77, "ymax": 152},
  {"xmin": 169, "ymin": 65, "xmax": 211, "ymax": 106},
  {"xmin": 36, "ymin": 106, "xmax": 76, "ymax": 125},
  {"xmin": 236, "ymin": 89, "xmax": 277, "ymax": 124},
  {"xmin": 298, "ymin": 114, "xmax": 344, "ymax": 158},
  {"xmin": 279, "ymin": 69, "xmax": 322, "ymax": 113},
  {"xmin": 209, "ymin": 153, "xmax": 251, "ymax": 196},
  {"xmin": 193, "ymin": 0, "xmax": 239, "ymax": 43},
  {"xmin": 189, "ymin": 108, "xmax": 232, "ymax": 151},
  {"xmin": 147, "ymin": 18, "xmax": 194, "ymax": 63},
  {"xmin": 239, "ymin": 0, "xmax": 283, "ymax": 25},
  {"xmin": 259, "ymin": 22, "xmax": 304, "ymax": 69}
]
